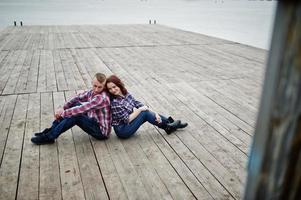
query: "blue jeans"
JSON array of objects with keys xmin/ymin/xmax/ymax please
[
  {"xmin": 113, "ymin": 110, "xmax": 168, "ymax": 139},
  {"xmin": 46, "ymin": 115, "xmax": 107, "ymax": 140}
]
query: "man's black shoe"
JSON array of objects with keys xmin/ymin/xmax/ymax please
[
  {"xmin": 34, "ymin": 128, "xmax": 51, "ymax": 137},
  {"xmin": 31, "ymin": 135, "xmax": 55, "ymax": 145}
]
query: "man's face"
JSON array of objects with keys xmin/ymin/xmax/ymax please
[{"xmin": 92, "ymin": 78, "xmax": 105, "ymax": 94}]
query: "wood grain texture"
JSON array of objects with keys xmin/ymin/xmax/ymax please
[{"xmin": 0, "ymin": 24, "xmax": 267, "ymax": 199}]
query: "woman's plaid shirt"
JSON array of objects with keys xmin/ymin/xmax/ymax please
[{"xmin": 110, "ymin": 93, "xmax": 144, "ymax": 126}]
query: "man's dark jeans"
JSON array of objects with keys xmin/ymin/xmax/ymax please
[{"xmin": 46, "ymin": 114, "xmax": 107, "ymax": 140}]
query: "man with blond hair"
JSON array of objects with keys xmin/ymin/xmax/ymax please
[{"xmin": 31, "ymin": 73, "xmax": 111, "ymax": 145}]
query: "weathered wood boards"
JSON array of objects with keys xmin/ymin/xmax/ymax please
[{"xmin": 0, "ymin": 24, "xmax": 267, "ymax": 199}]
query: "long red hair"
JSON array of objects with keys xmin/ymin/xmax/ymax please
[{"xmin": 106, "ymin": 75, "xmax": 128, "ymax": 96}]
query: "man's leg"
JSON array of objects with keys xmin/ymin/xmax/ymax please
[
  {"xmin": 75, "ymin": 115, "xmax": 107, "ymax": 140},
  {"xmin": 31, "ymin": 117, "xmax": 79, "ymax": 144},
  {"xmin": 34, "ymin": 119, "xmax": 61, "ymax": 136}
]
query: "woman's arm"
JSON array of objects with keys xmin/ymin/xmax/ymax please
[{"xmin": 128, "ymin": 106, "xmax": 148, "ymax": 122}]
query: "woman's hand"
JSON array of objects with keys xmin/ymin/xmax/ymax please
[
  {"xmin": 138, "ymin": 105, "xmax": 148, "ymax": 111},
  {"xmin": 155, "ymin": 113, "xmax": 162, "ymax": 123},
  {"xmin": 129, "ymin": 106, "xmax": 149, "ymax": 123}
]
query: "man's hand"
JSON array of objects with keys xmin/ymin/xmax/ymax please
[{"xmin": 54, "ymin": 107, "xmax": 64, "ymax": 120}]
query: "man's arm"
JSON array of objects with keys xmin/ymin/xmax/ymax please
[
  {"xmin": 63, "ymin": 91, "xmax": 89, "ymax": 110},
  {"xmin": 61, "ymin": 94, "xmax": 109, "ymax": 118}
]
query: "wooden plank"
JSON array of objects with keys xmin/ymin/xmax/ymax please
[
  {"xmin": 53, "ymin": 92, "xmax": 86, "ymax": 200},
  {"xmin": 136, "ymin": 128, "xmax": 198, "ymax": 200},
  {"xmin": 0, "ymin": 31, "xmax": 15, "ymax": 51},
  {"xmin": 112, "ymin": 44, "xmax": 244, "ymax": 198},
  {"xmin": 45, "ymin": 50, "xmax": 58, "ymax": 92},
  {"xmin": 0, "ymin": 51, "xmax": 21, "ymax": 94},
  {"xmin": 15, "ymin": 50, "xmax": 34, "ymax": 94},
  {"xmin": 0, "ymin": 94, "xmax": 28, "ymax": 200},
  {"xmin": 17, "ymin": 33, "xmax": 31, "ymax": 50},
  {"xmin": 17, "ymin": 93, "xmax": 40, "ymax": 200},
  {"xmin": 39, "ymin": 92, "xmax": 62, "ymax": 200},
  {"xmin": 94, "ymin": 48, "xmax": 128, "ymax": 77},
  {"xmin": 202, "ymin": 80, "xmax": 259, "ymax": 115},
  {"xmin": 0, "ymin": 24, "xmax": 269, "ymax": 199},
  {"xmin": 190, "ymin": 80, "xmax": 257, "ymax": 129},
  {"xmin": 53, "ymin": 50, "xmax": 68, "ymax": 91},
  {"xmin": 2, "ymin": 50, "xmax": 27, "ymax": 95},
  {"xmin": 0, "ymin": 50, "xmax": 9, "ymax": 65},
  {"xmin": 92, "ymin": 137, "xmax": 128, "ymax": 200},
  {"xmin": 38, "ymin": 31, "xmax": 45, "ymax": 49},
  {"xmin": 171, "ymin": 82, "xmax": 250, "ymax": 154},
  {"xmin": 63, "ymin": 49, "xmax": 86, "ymax": 90},
  {"xmin": 64, "ymin": 90, "xmax": 110, "ymax": 200},
  {"xmin": 37, "ymin": 50, "xmax": 47, "ymax": 92},
  {"xmin": 120, "ymin": 134, "xmax": 175, "ymax": 200},
  {"xmin": 84, "ymin": 48, "xmax": 112, "ymax": 76},
  {"xmin": 0, "ymin": 95, "xmax": 18, "ymax": 165},
  {"xmin": 24, "ymin": 50, "xmax": 40, "ymax": 93},
  {"xmin": 108, "ymin": 46, "xmax": 227, "ymax": 199},
  {"xmin": 59, "ymin": 49, "xmax": 78, "ymax": 90},
  {"xmin": 70, "ymin": 49, "xmax": 92, "ymax": 87},
  {"xmin": 30, "ymin": 32, "xmax": 41, "ymax": 50},
  {"xmin": 104, "ymin": 137, "xmax": 151, "ymax": 199},
  {"xmin": 23, "ymin": 33, "xmax": 33, "ymax": 50},
  {"xmin": 131, "ymin": 79, "xmax": 239, "ymax": 200}
]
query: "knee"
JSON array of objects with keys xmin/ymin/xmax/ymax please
[
  {"xmin": 115, "ymin": 130, "xmax": 133, "ymax": 139},
  {"xmin": 142, "ymin": 110, "xmax": 154, "ymax": 118},
  {"xmin": 116, "ymin": 133, "xmax": 131, "ymax": 139}
]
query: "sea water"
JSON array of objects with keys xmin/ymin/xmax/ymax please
[{"xmin": 0, "ymin": 0, "xmax": 277, "ymax": 49}]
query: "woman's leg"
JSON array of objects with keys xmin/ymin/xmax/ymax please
[{"xmin": 114, "ymin": 110, "xmax": 169, "ymax": 139}]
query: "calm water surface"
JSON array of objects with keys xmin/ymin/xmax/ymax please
[{"xmin": 0, "ymin": 0, "xmax": 277, "ymax": 49}]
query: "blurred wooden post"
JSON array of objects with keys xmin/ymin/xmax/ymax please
[{"xmin": 244, "ymin": 1, "xmax": 301, "ymax": 199}]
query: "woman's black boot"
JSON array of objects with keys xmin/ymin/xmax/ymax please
[
  {"xmin": 167, "ymin": 116, "xmax": 188, "ymax": 129},
  {"xmin": 164, "ymin": 120, "xmax": 180, "ymax": 135}
]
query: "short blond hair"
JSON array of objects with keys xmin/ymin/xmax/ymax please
[{"xmin": 94, "ymin": 73, "xmax": 106, "ymax": 83}]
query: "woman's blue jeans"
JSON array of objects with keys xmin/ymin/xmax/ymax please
[
  {"xmin": 113, "ymin": 110, "xmax": 168, "ymax": 139},
  {"xmin": 46, "ymin": 115, "xmax": 107, "ymax": 140}
]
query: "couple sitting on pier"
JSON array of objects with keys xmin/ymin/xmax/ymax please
[{"xmin": 31, "ymin": 73, "xmax": 188, "ymax": 145}]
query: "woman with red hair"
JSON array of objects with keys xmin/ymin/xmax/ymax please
[{"xmin": 106, "ymin": 75, "xmax": 188, "ymax": 139}]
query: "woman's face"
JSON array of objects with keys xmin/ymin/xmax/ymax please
[{"xmin": 107, "ymin": 82, "xmax": 122, "ymax": 96}]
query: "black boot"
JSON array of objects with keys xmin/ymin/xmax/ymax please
[
  {"xmin": 178, "ymin": 121, "xmax": 188, "ymax": 129},
  {"xmin": 34, "ymin": 128, "xmax": 51, "ymax": 137},
  {"xmin": 167, "ymin": 116, "xmax": 174, "ymax": 123},
  {"xmin": 31, "ymin": 134, "xmax": 55, "ymax": 145},
  {"xmin": 164, "ymin": 120, "xmax": 180, "ymax": 135},
  {"xmin": 167, "ymin": 116, "xmax": 188, "ymax": 129}
]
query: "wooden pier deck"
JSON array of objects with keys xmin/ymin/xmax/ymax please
[{"xmin": 0, "ymin": 24, "xmax": 267, "ymax": 200}]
